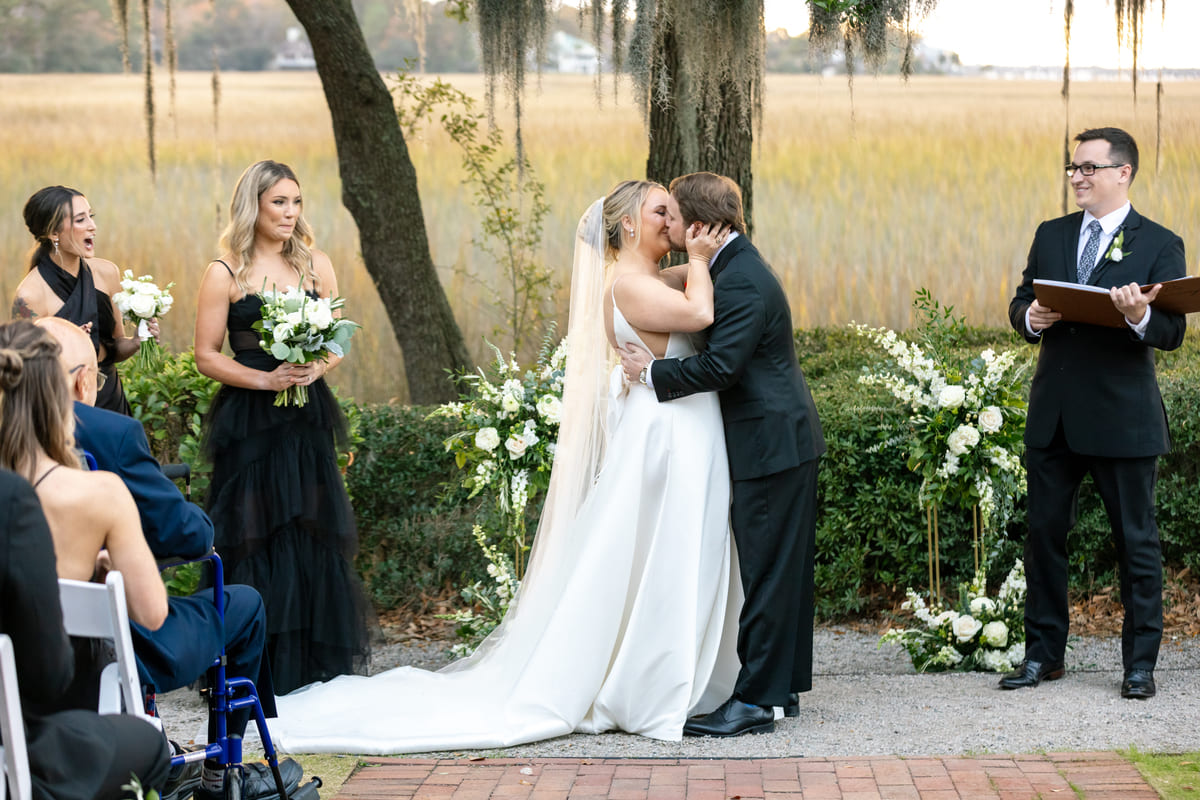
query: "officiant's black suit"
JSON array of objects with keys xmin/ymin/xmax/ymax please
[
  {"xmin": 651, "ymin": 235, "xmax": 825, "ymax": 707},
  {"xmin": 1008, "ymin": 206, "xmax": 1186, "ymax": 673}
]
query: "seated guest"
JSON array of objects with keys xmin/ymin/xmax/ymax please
[
  {"xmin": 0, "ymin": 464, "xmax": 171, "ymax": 798},
  {"xmin": 0, "ymin": 320, "xmax": 167, "ymax": 632},
  {"xmin": 36, "ymin": 317, "xmax": 291, "ymax": 800}
]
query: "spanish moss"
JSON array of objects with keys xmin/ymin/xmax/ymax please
[
  {"xmin": 109, "ymin": 0, "xmax": 131, "ymax": 71},
  {"xmin": 142, "ymin": 0, "xmax": 156, "ymax": 180}
]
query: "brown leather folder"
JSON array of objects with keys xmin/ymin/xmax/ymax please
[{"xmin": 1033, "ymin": 277, "xmax": 1200, "ymax": 328}]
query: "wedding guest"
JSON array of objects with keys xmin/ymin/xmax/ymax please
[
  {"xmin": 0, "ymin": 467, "xmax": 171, "ymax": 800},
  {"xmin": 0, "ymin": 320, "xmax": 166, "ymax": 638},
  {"xmin": 36, "ymin": 316, "xmax": 293, "ymax": 800},
  {"xmin": 1004, "ymin": 126, "xmax": 1185, "ymax": 699},
  {"xmin": 194, "ymin": 160, "xmax": 371, "ymax": 694},
  {"xmin": 12, "ymin": 185, "xmax": 142, "ymax": 415}
]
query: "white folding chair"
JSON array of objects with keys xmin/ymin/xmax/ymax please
[
  {"xmin": 57, "ymin": 572, "xmax": 154, "ymax": 723},
  {"xmin": 0, "ymin": 634, "xmax": 32, "ymax": 800}
]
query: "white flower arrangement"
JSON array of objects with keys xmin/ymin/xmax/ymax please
[
  {"xmin": 881, "ymin": 560, "xmax": 1027, "ymax": 672},
  {"xmin": 430, "ymin": 332, "xmax": 567, "ymax": 649},
  {"xmin": 252, "ymin": 286, "xmax": 360, "ymax": 407},
  {"xmin": 113, "ymin": 270, "xmax": 175, "ymax": 370}
]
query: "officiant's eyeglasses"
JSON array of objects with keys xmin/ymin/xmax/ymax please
[
  {"xmin": 1064, "ymin": 162, "xmax": 1125, "ymax": 177},
  {"xmin": 69, "ymin": 363, "xmax": 107, "ymax": 391}
]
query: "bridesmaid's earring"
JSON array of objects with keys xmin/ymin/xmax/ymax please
[
  {"xmin": 53, "ymin": 239, "xmax": 59, "ymax": 255},
  {"xmin": 626, "ymin": 227, "xmax": 634, "ymax": 238}
]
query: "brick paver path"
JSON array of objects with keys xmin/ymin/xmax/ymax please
[{"xmin": 332, "ymin": 752, "xmax": 1158, "ymax": 800}]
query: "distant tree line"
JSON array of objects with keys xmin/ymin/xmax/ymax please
[{"xmin": 0, "ymin": 0, "xmax": 953, "ymax": 75}]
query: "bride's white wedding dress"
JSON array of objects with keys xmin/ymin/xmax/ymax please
[{"xmin": 270, "ymin": 276, "xmax": 740, "ymax": 756}]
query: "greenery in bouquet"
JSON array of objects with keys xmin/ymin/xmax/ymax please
[
  {"xmin": 430, "ymin": 331, "xmax": 566, "ymax": 651},
  {"xmin": 853, "ymin": 289, "xmax": 1030, "ymax": 533},
  {"xmin": 881, "ymin": 560, "xmax": 1027, "ymax": 672},
  {"xmin": 251, "ymin": 285, "xmax": 359, "ymax": 407},
  {"xmin": 113, "ymin": 270, "xmax": 174, "ymax": 371}
]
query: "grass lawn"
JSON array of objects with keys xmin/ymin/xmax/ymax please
[{"xmin": 1128, "ymin": 748, "xmax": 1200, "ymax": 799}]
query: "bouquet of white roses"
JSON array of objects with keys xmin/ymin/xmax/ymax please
[
  {"xmin": 113, "ymin": 270, "xmax": 174, "ymax": 371},
  {"xmin": 429, "ymin": 332, "xmax": 567, "ymax": 650},
  {"xmin": 252, "ymin": 286, "xmax": 359, "ymax": 407},
  {"xmin": 881, "ymin": 560, "xmax": 1027, "ymax": 672}
]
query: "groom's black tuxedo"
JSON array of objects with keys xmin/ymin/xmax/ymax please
[
  {"xmin": 1008, "ymin": 206, "xmax": 1185, "ymax": 673},
  {"xmin": 652, "ymin": 234, "xmax": 825, "ymax": 706}
]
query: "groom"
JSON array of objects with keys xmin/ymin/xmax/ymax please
[{"xmin": 620, "ymin": 172, "xmax": 825, "ymax": 737}]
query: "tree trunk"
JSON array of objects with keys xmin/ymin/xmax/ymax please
[
  {"xmin": 284, "ymin": 0, "xmax": 470, "ymax": 404},
  {"xmin": 645, "ymin": 19, "xmax": 754, "ymax": 237}
]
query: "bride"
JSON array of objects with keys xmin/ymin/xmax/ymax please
[{"xmin": 272, "ymin": 181, "xmax": 741, "ymax": 753}]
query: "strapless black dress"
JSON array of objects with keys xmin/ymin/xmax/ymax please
[{"xmin": 203, "ymin": 295, "xmax": 370, "ymax": 694}]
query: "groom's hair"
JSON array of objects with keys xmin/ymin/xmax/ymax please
[{"xmin": 669, "ymin": 172, "xmax": 746, "ymax": 236}]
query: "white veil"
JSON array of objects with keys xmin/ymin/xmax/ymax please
[{"xmin": 441, "ymin": 197, "xmax": 611, "ymax": 670}]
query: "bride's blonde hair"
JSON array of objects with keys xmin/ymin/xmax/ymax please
[{"xmin": 602, "ymin": 180, "xmax": 665, "ymax": 261}]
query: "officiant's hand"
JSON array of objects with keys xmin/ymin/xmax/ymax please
[
  {"xmin": 1111, "ymin": 281, "xmax": 1160, "ymax": 325},
  {"xmin": 1027, "ymin": 299, "xmax": 1062, "ymax": 332},
  {"xmin": 619, "ymin": 345, "xmax": 653, "ymax": 384}
]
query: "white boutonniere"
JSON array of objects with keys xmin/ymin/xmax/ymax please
[{"xmin": 1105, "ymin": 230, "xmax": 1130, "ymax": 262}]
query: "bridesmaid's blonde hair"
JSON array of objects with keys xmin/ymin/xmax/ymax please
[{"xmin": 219, "ymin": 160, "xmax": 316, "ymax": 294}]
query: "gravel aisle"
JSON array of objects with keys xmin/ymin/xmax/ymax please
[{"xmin": 155, "ymin": 627, "xmax": 1200, "ymax": 758}]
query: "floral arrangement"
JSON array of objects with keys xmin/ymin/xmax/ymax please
[
  {"xmin": 113, "ymin": 270, "xmax": 174, "ymax": 370},
  {"xmin": 430, "ymin": 332, "xmax": 566, "ymax": 651},
  {"xmin": 251, "ymin": 286, "xmax": 359, "ymax": 407},
  {"xmin": 881, "ymin": 560, "xmax": 1027, "ymax": 672},
  {"xmin": 852, "ymin": 292, "xmax": 1029, "ymax": 533}
]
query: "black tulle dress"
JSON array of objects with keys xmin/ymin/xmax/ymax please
[{"xmin": 203, "ymin": 294, "xmax": 371, "ymax": 695}]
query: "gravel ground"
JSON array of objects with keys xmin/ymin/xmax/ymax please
[{"xmin": 156, "ymin": 626, "xmax": 1200, "ymax": 759}]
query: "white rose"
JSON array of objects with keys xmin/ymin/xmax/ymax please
[
  {"xmin": 978, "ymin": 406, "xmax": 1004, "ymax": 434},
  {"xmin": 947, "ymin": 424, "xmax": 981, "ymax": 456},
  {"xmin": 938, "ymin": 385, "xmax": 966, "ymax": 409},
  {"xmin": 475, "ymin": 427, "xmax": 500, "ymax": 452},
  {"xmin": 307, "ymin": 302, "xmax": 333, "ymax": 330},
  {"xmin": 932, "ymin": 610, "xmax": 959, "ymax": 628},
  {"xmin": 1110, "ymin": 247, "xmax": 1124, "ymax": 262},
  {"xmin": 273, "ymin": 322, "xmax": 294, "ymax": 343},
  {"xmin": 505, "ymin": 434, "xmax": 528, "ymax": 459},
  {"xmin": 285, "ymin": 310, "xmax": 305, "ymax": 326},
  {"xmin": 127, "ymin": 292, "xmax": 157, "ymax": 319},
  {"xmin": 969, "ymin": 597, "xmax": 996, "ymax": 616},
  {"xmin": 114, "ymin": 293, "xmax": 132, "ymax": 315},
  {"xmin": 536, "ymin": 394, "xmax": 562, "ymax": 424},
  {"xmin": 951, "ymin": 614, "xmax": 983, "ymax": 643},
  {"xmin": 136, "ymin": 282, "xmax": 158, "ymax": 296},
  {"xmin": 981, "ymin": 620, "xmax": 1009, "ymax": 648}
]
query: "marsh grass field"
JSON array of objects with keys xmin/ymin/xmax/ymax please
[{"xmin": 3, "ymin": 71, "xmax": 1199, "ymax": 403}]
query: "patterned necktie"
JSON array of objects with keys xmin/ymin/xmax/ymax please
[{"xmin": 1078, "ymin": 220, "xmax": 1103, "ymax": 285}]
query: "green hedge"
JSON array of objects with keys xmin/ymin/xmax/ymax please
[{"xmin": 125, "ymin": 330, "xmax": 1200, "ymax": 619}]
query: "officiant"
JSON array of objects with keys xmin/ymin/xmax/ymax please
[{"xmin": 1003, "ymin": 126, "xmax": 1186, "ymax": 700}]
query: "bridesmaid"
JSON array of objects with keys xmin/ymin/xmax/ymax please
[{"xmin": 11, "ymin": 185, "xmax": 141, "ymax": 415}]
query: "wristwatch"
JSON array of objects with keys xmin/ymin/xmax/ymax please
[{"xmin": 638, "ymin": 365, "xmax": 649, "ymax": 386}]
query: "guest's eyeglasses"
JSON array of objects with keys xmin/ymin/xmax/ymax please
[
  {"xmin": 1064, "ymin": 162, "xmax": 1125, "ymax": 178},
  {"xmin": 69, "ymin": 363, "xmax": 107, "ymax": 391}
]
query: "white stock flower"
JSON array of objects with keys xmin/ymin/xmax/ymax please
[
  {"xmin": 475, "ymin": 427, "xmax": 501, "ymax": 452},
  {"xmin": 979, "ymin": 648, "xmax": 1012, "ymax": 673},
  {"xmin": 1006, "ymin": 641, "xmax": 1026, "ymax": 665},
  {"xmin": 947, "ymin": 424, "xmax": 980, "ymax": 456},
  {"xmin": 537, "ymin": 394, "xmax": 562, "ymax": 424},
  {"xmin": 500, "ymin": 393, "xmax": 520, "ymax": 414},
  {"xmin": 951, "ymin": 614, "xmax": 983, "ymax": 643},
  {"xmin": 272, "ymin": 322, "xmax": 294, "ymax": 343},
  {"xmin": 938, "ymin": 384, "xmax": 966, "ymax": 409},
  {"xmin": 981, "ymin": 621, "xmax": 1009, "ymax": 648},
  {"xmin": 505, "ymin": 434, "xmax": 529, "ymax": 459},
  {"xmin": 978, "ymin": 406, "xmax": 1004, "ymax": 434}
]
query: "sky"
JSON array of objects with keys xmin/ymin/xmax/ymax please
[{"xmin": 763, "ymin": 0, "xmax": 1197, "ymax": 69}]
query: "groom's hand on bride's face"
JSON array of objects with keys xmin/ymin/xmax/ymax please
[{"xmin": 618, "ymin": 346, "xmax": 652, "ymax": 382}]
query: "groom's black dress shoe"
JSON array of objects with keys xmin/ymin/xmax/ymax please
[
  {"xmin": 683, "ymin": 697, "xmax": 775, "ymax": 737},
  {"xmin": 782, "ymin": 693, "xmax": 799, "ymax": 718},
  {"xmin": 1121, "ymin": 669, "xmax": 1156, "ymax": 699},
  {"xmin": 998, "ymin": 659, "xmax": 1065, "ymax": 690}
]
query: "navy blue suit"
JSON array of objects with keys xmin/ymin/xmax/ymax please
[{"xmin": 73, "ymin": 402, "xmax": 276, "ymax": 725}]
